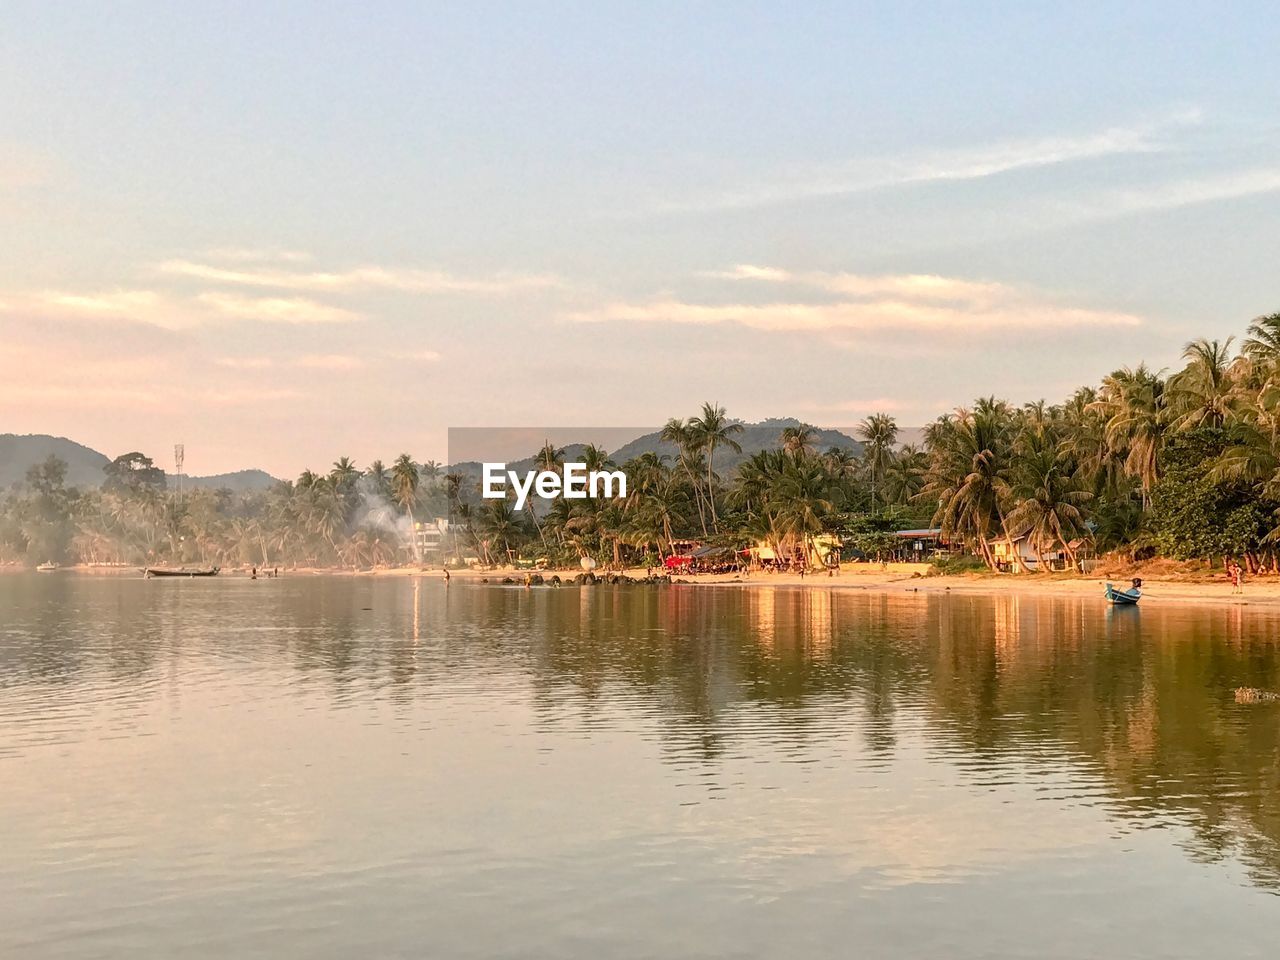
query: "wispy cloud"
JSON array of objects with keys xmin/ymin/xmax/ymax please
[
  {"xmin": 159, "ymin": 259, "xmax": 564, "ymax": 295},
  {"xmin": 201, "ymin": 247, "xmax": 314, "ymax": 264},
  {"xmin": 642, "ymin": 110, "xmax": 1202, "ymax": 215},
  {"xmin": 294, "ymin": 354, "xmax": 365, "ymax": 370},
  {"xmin": 706, "ymin": 266, "xmax": 1012, "ymax": 303},
  {"xmin": 570, "ymin": 266, "xmax": 1142, "ymax": 337},
  {"xmin": 197, "ymin": 292, "xmax": 361, "ymax": 325},
  {"xmin": 213, "ymin": 356, "xmax": 278, "ymax": 370},
  {"xmin": 400, "ymin": 349, "xmax": 442, "ymax": 362},
  {"xmin": 1064, "ymin": 165, "xmax": 1280, "ymax": 221},
  {"xmin": 215, "ymin": 349, "xmax": 437, "ymax": 370},
  {"xmin": 33, "ymin": 289, "xmax": 193, "ymax": 330}
]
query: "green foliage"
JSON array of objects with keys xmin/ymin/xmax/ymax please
[
  {"xmin": 930, "ymin": 554, "xmax": 987, "ymax": 575},
  {"xmin": 15, "ymin": 334, "xmax": 1280, "ymax": 574},
  {"xmin": 1150, "ymin": 429, "xmax": 1269, "ymax": 560},
  {"xmin": 835, "ymin": 513, "xmax": 899, "ymax": 559},
  {"xmin": 102, "ymin": 452, "xmax": 167, "ymax": 495}
]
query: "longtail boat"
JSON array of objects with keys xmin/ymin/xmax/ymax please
[
  {"xmin": 145, "ymin": 566, "xmax": 220, "ymax": 578},
  {"xmin": 1104, "ymin": 578, "xmax": 1142, "ymax": 605}
]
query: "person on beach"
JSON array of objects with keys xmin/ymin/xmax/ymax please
[
  {"xmin": 443, "ymin": 567, "xmax": 450, "ymax": 585},
  {"xmin": 1231, "ymin": 561, "xmax": 1244, "ymax": 595}
]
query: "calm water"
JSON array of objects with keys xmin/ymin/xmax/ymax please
[{"xmin": 3, "ymin": 575, "xmax": 1280, "ymax": 959}]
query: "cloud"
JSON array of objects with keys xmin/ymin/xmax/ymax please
[
  {"xmin": 1065, "ymin": 165, "xmax": 1280, "ymax": 221},
  {"xmin": 569, "ymin": 267, "xmax": 1142, "ymax": 338},
  {"xmin": 213, "ymin": 356, "xmax": 277, "ymax": 370},
  {"xmin": 215, "ymin": 354, "xmax": 365, "ymax": 371},
  {"xmin": 197, "ymin": 292, "xmax": 360, "ymax": 325},
  {"xmin": 10, "ymin": 287, "xmax": 357, "ymax": 329},
  {"xmin": 641, "ymin": 110, "xmax": 1202, "ymax": 215},
  {"xmin": 214, "ymin": 350, "xmax": 436, "ymax": 371},
  {"xmin": 26, "ymin": 289, "xmax": 198, "ymax": 330},
  {"xmin": 294, "ymin": 354, "xmax": 365, "ymax": 370},
  {"xmin": 159, "ymin": 259, "xmax": 564, "ymax": 295},
  {"xmin": 201, "ymin": 247, "xmax": 313, "ymax": 263},
  {"xmin": 709, "ymin": 266, "xmax": 1012, "ymax": 304}
]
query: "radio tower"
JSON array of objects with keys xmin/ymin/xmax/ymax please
[{"xmin": 174, "ymin": 443, "xmax": 185, "ymax": 496}]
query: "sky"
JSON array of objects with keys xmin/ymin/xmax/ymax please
[{"xmin": 3, "ymin": 1, "xmax": 1280, "ymax": 477}]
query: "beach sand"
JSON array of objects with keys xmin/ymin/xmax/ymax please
[
  {"xmin": 23, "ymin": 561, "xmax": 1269, "ymax": 609},
  {"xmin": 353, "ymin": 562, "xmax": 1269, "ymax": 609}
]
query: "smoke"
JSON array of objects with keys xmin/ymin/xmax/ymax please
[{"xmin": 353, "ymin": 477, "xmax": 415, "ymax": 547}]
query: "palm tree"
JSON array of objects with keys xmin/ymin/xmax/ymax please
[
  {"xmin": 535, "ymin": 442, "xmax": 564, "ymax": 474},
  {"xmin": 921, "ymin": 407, "xmax": 1023, "ymax": 570},
  {"xmin": 773, "ymin": 456, "xmax": 835, "ymax": 562},
  {"xmin": 661, "ymin": 417, "xmax": 709, "ymax": 535},
  {"xmin": 1092, "ymin": 364, "xmax": 1167, "ymax": 506},
  {"xmin": 1004, "ymin": 437, "xmax": 1093, "ymax": 568},
  {"xmin": 1243, "ymin": 312, "xmax": 1280, "ymax": 371},
  {"xmin": 780, "ymin": 423, "xmax": 818, "ymax": 457},
  {"xmin": 329, "ymin": 456, "xmax": 360, "ymax": 524},
  {"xmin": 391, "ymin": 454, "xmax": 420, "ymax": 561},
  {"xmin": 882, "ymin": 445, "xmax": 928, "ymax": 506},
  {"xmin": 477, "ymin": 499, "xmax": 525, "ymax": 565},
  {"xmin": 524, "ymin": 441, "xmax": 566, "ymax": 548},
  {"xmin": 857, "ymin": 413, "xmax": 898, "ymax": 505},
  {"xmin": 365, "ymin": 460, "xmax": 390, "ymax": 499},
  {"xmin": 688, "ymin": 402, "xmax": 742, "ymax": 532},
  {"xmin": 1168, "ymin": 337, "xmax": 1241, "ymax": 431}
]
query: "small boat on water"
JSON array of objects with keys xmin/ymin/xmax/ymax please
[
  {"xmin": 1105, "ymin": 577, "xmax": 1142, "ymax": 605},
  {"xmin": 145, "ymin": 566, "xmax": 220, "ymax": 578},
  {"xmin": 36, "ymin": 561, "xmax": 59, "ymax": 572}
]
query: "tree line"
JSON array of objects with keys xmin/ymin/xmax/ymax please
[{"xmin": 5, "ymin": 312, "xmax": 1280, "ymax": 572}]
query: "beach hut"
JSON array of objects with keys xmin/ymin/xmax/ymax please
[
  {"xmin": 891, "ymin": 528, "xmax": 954, "ymax": 562},
  {"xmin": 992, "ymin": 535, "xmax": 1092, "ymax": 572}
]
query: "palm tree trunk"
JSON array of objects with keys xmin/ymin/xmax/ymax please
[
  {"xmin": 999, "ymin": 516, "xmax": 1030, "ymax": 573},
  {"xmin": 706, "ymin": 446, "xmax": 718, "ymax": 532}
]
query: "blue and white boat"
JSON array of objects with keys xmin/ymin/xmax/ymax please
[{"xmin": 1105, "ymin": 578, "xmax": 1142, "ymax": 605}]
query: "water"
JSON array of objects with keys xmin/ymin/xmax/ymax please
[{"xmin": 2, "ymin": 574, "xmax": 1279, "ymax": 959}]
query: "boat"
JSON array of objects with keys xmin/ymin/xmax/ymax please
[
  {"xmin": 1105, "ymin": 578, "xmax": 1142, "ymax": 605},
  {"xmin": 35, "ymin": 561, "xmax": 59, "ymax": 572},
  {"xmin": 145, "ymin": 566, "xmax": 220, "ymax": 578}
]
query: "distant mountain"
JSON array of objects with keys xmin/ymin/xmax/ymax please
[
  {"xmin": 895, "ymin": 426, "xmax": 927, "ymax": 449},
  {"xmin": 447, "ymin": 419, "xmax": 863, "ymax": 481},
  {"xmin": 0, "ymin": 434, "xmax": 280, "ymax": 492},
  {"xmin": 166, "ymin": 469, "xmax": 280, "ymax": 493},
  {"xmin": 608, "ymin": 418, "xmax": 863, "ymax": 473},
  {"xmin": 0, "ymin": 434, "xmax": 109, "ymax": 489}
]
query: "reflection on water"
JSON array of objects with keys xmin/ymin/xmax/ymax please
[{"xmin": 2, "ymin": 575, "xmax": 1279, "ymax": 958}]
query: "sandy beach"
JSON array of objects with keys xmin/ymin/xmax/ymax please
[
  {"xmin": 16, "ymin": 560, "xmax": 1271, "ymax": 609},
  {"xmin": 356, "ymin": 562, "xmax": 1270, "ymax": 609}
]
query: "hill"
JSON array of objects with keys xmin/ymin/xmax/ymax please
[
  {"xmin": 607, "ymin": 418, "xmax": 863, "ymax": 473},
  {"xmin": 0, "ymin": 434, "xmax": 110, "ymax": 489},
  {"xmin": 0, "ymin": 434, "xmax": 279, "ymax": 492},
  {"xmin": 166, "ymin": 470, "xmax": 280, "ymax": 493},
  {"xmin": 447, "ymin": 419, "xmax": 864, "ymax": 483}
]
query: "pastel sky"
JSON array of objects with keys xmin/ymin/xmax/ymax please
[{"xmin": 3, "ymin": 2, "xmax": 1279, "ymax": 477}]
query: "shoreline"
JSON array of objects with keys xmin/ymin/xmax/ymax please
[{"xmin": 11, "ymin": 562, "xmax": 1270, "ymax": 609}]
